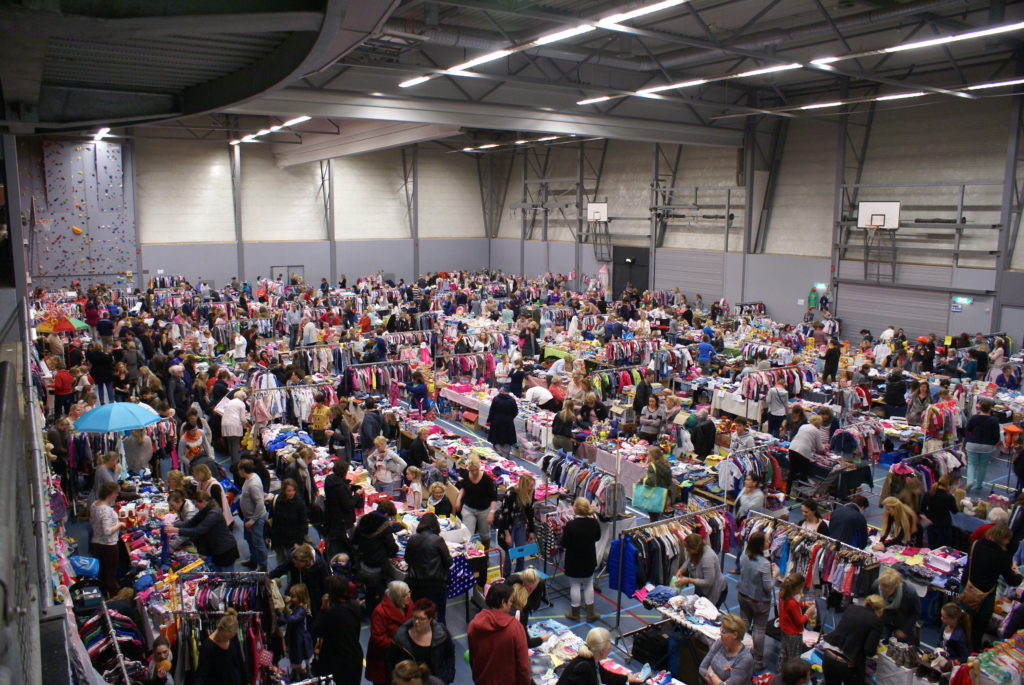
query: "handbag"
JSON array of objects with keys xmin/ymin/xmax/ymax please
[
  {"xmin": 632, "ymin": 482, "xmax": 667, "ymax": 513},
  {"xmin": 213, "ymin": 394, "xmax": 231, "ymax": 416},
  {"xmin": 958, "ymin": 541, "xmax": 994, "ymax": 610}
]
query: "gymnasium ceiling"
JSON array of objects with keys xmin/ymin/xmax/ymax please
[{"xmin": 9, "ymin": 0, "xmax": 1024, "ymax": 152}]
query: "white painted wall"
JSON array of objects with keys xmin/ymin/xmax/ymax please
[
  {"xmin": 418, "ymin": 149, "xmax": 484, "ymax": 238},
  {"xmin": 332, "ymin": 148, "xmax": 408, "ymax": 240},
  {"xmin": 240, "ymin": 144, "xmax": 325, "ymax": 241},
  {"xmin": 136, "ymin": 138, "xmax": 234, "ymax": 244},
  {"xmin": 763, "ymin": 119, "xmax": 836, "ymax": 257}
]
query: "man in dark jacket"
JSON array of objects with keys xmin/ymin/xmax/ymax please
[
  {"xmin": 827, "ymin": 495, "xmax": 869, "ymax": 549},
  {"xmin": 359, "ymin": 400, "xmax": 385, "ymax": 451},
  {"xmin": 167, "ymin": 365, "xmax": 190, "ymax": 423},
  {"xmin": 324, "ymin": 461, "xmax": 361, "ymax": 557},
  {"xmin": 690, "ymin": 410, "xmax": 717, "ymax": 459},
  {"xmin": 487, "ymin": 386, "xmax": 519, "ymax": 459},
  {"xmin": 404, "ymin": 514, "xmax": 453, "ymax": 623},
  {"xmin": 632, "ymin": 370, "xmax": 655, "ymax": 414},
  {"xmin": 351, "ymin": 509, "xmax": 399, "ymax": 610}
]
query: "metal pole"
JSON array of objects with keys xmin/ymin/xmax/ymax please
[
  {"xmin": 2, "ymin": 134, "xmax": 28, "ymax": 303},
  {"xmin": 520, "ymin": 147, "xmax": 527, "ymax": 278},
  {"xmin": 230, "ymin": 144, "xmax": 245, "ymax": 281},
  {"xmin": 122, "ymin": 140, "xmax": 143, "ymax": 291},
  {"xmin": 650, "ymin": 143, "xmax": 658, "ymax": 292},
  {"xmin": 576, "ymin": 142, "xmax": 584, "ymax": 290},
  {"xmin": 542, "ymin": 182, "xmax": 550, "ymax": 275},
  {"xmin": 487, "ymin": 155, "xmax": 494, "ymax": 272},
  {"xmin": 412, "ymin": 144, "xmax": 420, "ymax": 281},
  {"xmin": 995, "ymin": 94, "xmax": 1023, "ymax": 332},
  {"xmin": 829, "ymin": 79, "xmax": 850, "ymax": 314},
  {"xmin": 327, "ymin": 158, "xmax": 337, "ymax": 284}
]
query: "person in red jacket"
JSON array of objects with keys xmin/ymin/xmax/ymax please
[
  {"xmin": 778, "ymin": 573, "xmax": 816, "ymax": 668},
  {"xmin": 52, "ymin": 360, "xmax": 75, "ymax": 418},
  {"xmin": 467, "ymin": 582, "xmax": 530, "ymax": 685},
  {"xmin": 366, "ymin": 581, "xmax": 414, "ymax": 685}
]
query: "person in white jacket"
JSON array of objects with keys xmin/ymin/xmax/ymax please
[{"xmin": 220, "ymin": 390, "xmax": 248, "ymax": 462}]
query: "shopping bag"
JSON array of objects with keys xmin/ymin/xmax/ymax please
[
  {"xmin": 213, "ymin": 394, "xmax": 231, "ymax": 416},
  {"xmin": 69, "ymin": 555, "xmax": 100, "ymax": 579},
  {"xmin": 632, "ymin": 483, "xmax": 667, "ymax": 513}
]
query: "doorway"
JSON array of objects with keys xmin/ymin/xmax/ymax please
[
  {"xmin": 611, "ymin": 246, "xmax": 649, "ymax": 299},
  {"xmin": 270, "ymin": 265, "xmax": 305, "ymax": 285}
]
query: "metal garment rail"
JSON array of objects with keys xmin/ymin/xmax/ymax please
[
  {"xmin": 251, "ymin": 381, "xmax": 335, "ymax": 393},
  {"xmin": 745, "ymin": 510, "xmax": 877, "ymax": 562},
  {"xmin": 613, "ymin": 504, "xmax": 729, "ymax": 632},
  {"xmin": 100, "ymin": 599, "xmax": 131, "ymax": 684}
]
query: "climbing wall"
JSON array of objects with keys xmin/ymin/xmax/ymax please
[{"xmin": 23, "ymin": 140, "xmax": 136, "ymax": 288}]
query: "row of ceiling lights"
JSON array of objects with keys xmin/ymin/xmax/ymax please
[
  {"xmin": 461, "ymin": 134, "xmax": 572, "ymax": 152},
  {"xmin": 572, "ymin": 20, "xmax": 1024, "ymax": 108},
  {"xmin": 229, "ymin": 116, "xmax": 311, "ymax": 145},
  {"xmin": 398, "ymin": 0, "xmax": 686, "ymax": 88}
]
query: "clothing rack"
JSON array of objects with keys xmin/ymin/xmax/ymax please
[
  {"xmin": 348, "ymin": 360, "xmax": 412, "ymax": 369},
  {"xmin": 613, "ymin": 504, "xmax": 729, "ymax": 631},
  {"xmin": 745, "ymin": 510, "xmax": 875, "ymax": 562},
  {"xmin": 251, "ymin": 381, "xmax": 335, "ymax": 393},
  {"xmin": 100, "ymin": 598, "xmax": 131, "ymax": 684}
]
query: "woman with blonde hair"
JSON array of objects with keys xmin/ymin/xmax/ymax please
[
  {"xmin": 455, "ymin": 456, "xmax": 497, "ymax": 549},
  {"xmin": 873, "ymin": 497, "xmax": 918, "ymax": 550},
  {"xmin": 873, "ymin": 568, "xmax": 920, "ymax": 643},
  {"xmin": 557, "ymin": 627, "xmax": 645, "ymax": 684},
  {"xmin": 640, "ymin": 445, "xmax": 672, "ymax": 521},
  {"xmin": 561, "ymin": 497, "xmax": 602, "ymax": 622},
  {"xmin": 821, "ymin": 595, "xmax": 885, "ymax": 683},
  {"xmin": 551, "ymin": 400, "xmax": 577, "ymax": 453},
  {"xmin": 697, "ymin": 615, "xmax": 754, "ymax": 685},
  {"xmin": 192, "ymin": 462, "xmax": 233, "ymax": 527},
  {"xmin": 195, "ymin": 608, "xmax": 246, "ymax": 685},
  {"xmin": 508, "ymin": 567, "xmax": 546, "ymax": 639},
  {"xmin": 367, "ymin": 435, "xmax": 407, "ymax": 499},
  {"xmin": 496, "ymin": 473, "xmax": 536, "ymax": 576}
]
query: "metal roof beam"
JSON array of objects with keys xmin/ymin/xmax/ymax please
[
  {"xmin": 0, "ymin": 8, "xmax": 325, "ymax": 37},
  {"xmin": 224, "ymin": 88, "xmax": 744, "ymax": 147}
]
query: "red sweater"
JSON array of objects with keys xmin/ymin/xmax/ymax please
[
  {"xmin": 366, "ymin": 598, "xmax": 413, "ymax": 685},
  {"xmin": 53, "ymin": 369, "xmax": 74, "ymax": 396},
  {"xmin": 468, "ymin": 608, "xmax": 531, "ymax": 685},
  {"xmin": 779, "ymin": 596, "xmax": 809, "ymax": 636}
]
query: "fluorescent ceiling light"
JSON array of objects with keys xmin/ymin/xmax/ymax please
[
  {"xmin": 462, "ymin": 147, "xmax": 475, "ymax": 152},
  {"xmin": 577, "ymin": 95, "xmax": 612, "ymax": 105},
  {"xmin": 884, "ymin": 20, "xmax": 1024, "ymax": 53},
  {"xmin": 534, "ymin": 25, "xmax": 595, "ymax": 46},
  {"xmin": 283, "ymin": 116, "xmax": 311, "ymax": 127},
  {"xmin": 241, "ymin": 134, "xmax": 256, "ymax": 142},
  {"xmin": 448, "ymin": 49, "xmax": 512, "ymax": 72},
  {"xmin": 257, "ymin": 129, "xmax": 270, "ymax": 136},
  {"xmin": 93, "ymin": 127, "xmax": 111, "ymax": 141},
  {"xmin": 536, "ymin": 136, "xmax": 560, "ymax": 141},
  {"xmin": 477, "ymin": 143, "xmax": 499, "ymax": 149},
  {"xmin": 269, "ymin": 125, "xmax": 283, "ymax": 132},
  {"xmin": 811, "ymin": 56, "xmax": 841, "ymax": 65},
  {"xmin": 400, "ymin": 76, "xmax": 431, "ymax": 88},
  {"xmin": 875, "ymin": 91, "xmax": 926, "ymax": 101},
  {"xmin": 799, "ymin": 101, "xmax": 843, "ymax": 110},
  {"xmin": 514, "ymin": 140, "xmax": 528, "ymax": 144},
  {"xmin": 966, "ymin": 77, "xmax": 1024, "ymax": 90},
  {"xmin": 229, "ymin": 140, "xmax": 241, "ymax": 145},
  {"xmin": 599, "ymin": 0, "xmax": 687, "ymax": 26},
  {"xmin": 734, "ymin": 63, "xmax": 802, "ymax": 78},
  {"xmin": 636, "ymin": 78, "xmax": 708, "ymax": 97}
]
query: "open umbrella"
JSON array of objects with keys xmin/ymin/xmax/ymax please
[
  {"xmin": 36, "ymin": 316, "xmax": 89, "ymax": 333},
  {"xmin": 74, "ymin": 402, "xmax": 160, "ymax": 433}
]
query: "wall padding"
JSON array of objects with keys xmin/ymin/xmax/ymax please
[
  {"xmin": 418, "ymin": 151, "xmax": 484, "ymax": 238},
  {"xmin": 136, "ymin": 138, "xmax": 234, "ymax": 244},
  {"xmin": 332, "ymin": 149, "xmax": 408, "ymax": 240},
  {"xmin": 653, "ymin": 249, "xmax": 724, "ymax": 299},
  {"xmin": 837, "ymin": 283, "xmax": 949, "ymax": 340},
  {"xmin": 240, "ymin": 145, "xmax": 324, "ymax": 241}
]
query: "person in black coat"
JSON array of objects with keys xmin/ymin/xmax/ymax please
[
  {"xmin": 269, "ymin": 544, "xmax": 331, "ymax": 616},
  {"xmin": 822, "ymin": 338, "xmax": 841, "ymax": 384},
  {"xmin": 359, "ymin": 400, "xmax": 385, "ymax": 451},
  {"xmin": 557, "ymin": 627, "xmax": 638, "ymax": 685},
  {"xmin": 267, "ymin": 478, "xmax": 308, "ymax": 563},
  {"xmin": 827, "ymin": 495, "xmax": 869, "ymax": 549},
  {"xmin": 883, "ymin": 370, "xmax": 908, "ymax": 418},
  {"xmin": 324, "ymin": 460, "xmax": 361, "ymax": 557},
  {"xmin": 385, "ymin": 599, "xmax": 456, "ymax": 684},
  {"xmin": 313, "ymin": 576, "xmax": 364, "ymax": 684},
  {"xmin": 407, "ymin": 427, "xmax": 432, "ymax": 470},
  {"xmin": 561, "ymin": 498, "xmax": 603, "ymax": 622},
  {"xmin": 576, "ymin": 394, "xmax": 608, "ymax": 427},
  {"xmin": 872, "ymin": 569, "xmax": 921, "ymax": 644},
  {"xmin": 922, "ymin": 475, "xmax": 958, "ymax": 549},
  {"xmin": 165, "ymin": 492, "xmax": 239, "ymax": 571},
  {"xmin": 821, "ymin": 595, "xmax": 884, "ymax": 684},
  {"xmin": 963, "ymin": 524, "xmax": 1023, "ymax": 650},
  {"xmin": 327, "ymin": 406, "xmax": 354, "ymax": 462},
  {"xmin": 487, "ymin": 387, "xmax": 519, "ymax": 458},
  {"xmin": 690, "ymin": 410, "xmax": 717, "ymax": 459},
  {"xmin": 404, "ymin": 514, "xmax": 454, "ymax": 624},
  {"xmin": 167, "ymin": 367, "xmax": 190, "ymax": 420},
  {"xmin": 351, "ymin": 509, "xmax": 400, "ymax": 610},
  {"xmin": 632, "ymin": 370, "xmax": 655, "ymax": 414}
]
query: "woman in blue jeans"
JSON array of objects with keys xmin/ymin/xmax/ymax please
[
  {"xmin": 965, "ymin": 398, "xmax": 1002, "ymax": 491},
  {"xmin": 495, "ymin": 473, "xmax": 535, "ymax": 576}
]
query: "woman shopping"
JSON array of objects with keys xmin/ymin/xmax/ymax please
[
  {"xmin": 737, "ymin": 532, "xmax": 772, "ymax": 672},
  {"xmin": 674, "ymin": 533, "xmax": 727, "ymax": 608},
  {"xmin": 495, "ymin": 473, "xmax": 536, "ymax": 577},
  {"xmin": 367, "ymin": 436, "xmax": 407, "ymax": 499},
  {"xmin": 786, "ymin": 414, "xmax": 824, "ymax": 496},
  {"xmin": 964, "ymin": 397, "xmax": 1002, "ymax": 492},
  {"xmin": 638, "ymin": 445, "xmax": 673, "ymax": 522},
  {"xmin": 697, "ymin": 614, "xmax": 755, "ymax": 685},
  {"xmin": 561, "ymin": 497, "xmax": 602, "ymax": 623}
]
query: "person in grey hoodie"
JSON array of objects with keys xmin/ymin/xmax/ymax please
[
  {"xmin": 238, "ymin": 459, "xmax": 268, "ymax": 571},
  {"xmin": 737, "ymin": 532, "xmax": 773, "ymax": 671}
]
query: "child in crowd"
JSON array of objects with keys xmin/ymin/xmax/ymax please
[
  {"xmin": 939, "ymin": 602, "xmax": 970, "ymax": 664},
  {"xmin": 778, "ymin": 573, "xmax": 816, "ymax": 667},
  {"xmin": 405, "ymin": 466, "xmax": 423, "ymax": 509},
  {"xmin": 308, "ymin": 393, "xmax": 330, "ymax": 446},
  {"xmin": 146, "ymin": 636, "xmax": 174, "ymax": 684},
  {"xmin": 279, "ymin": 584, "xmax": 314, "ymax": 679}
]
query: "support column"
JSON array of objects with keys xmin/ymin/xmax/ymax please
[
  {"xmin": 486, "ymin": 154, "xmax": 494, "ymax": 271},
  {"xmin": 327, "ymin": 158, "xmax": 337, "ymax": 284},
  {"xmin": 412, "ymin": 144, "xmax": 419, "ymax": 280},
  {"xmin": 229, "ymin": 144, "xmax": 245, "ymax": 282},
  {"xmin": 829, "ymin": 80, "xmax": 850, "ymax": 313},
  {"xmin": 542, "ymin": 181, "xmax": 550, "ymax": 275},
  {"xmin": 996, "ymin": 92, "xmax": 1024, "ymax": 331},
  {"xmin": 2, "ymin": 133, "xmax": 28, "ymax": 344},
  {"xmin": 576, "ymin": 142, "xmax": 584, "ymax": 290},
  {"xmin": 123, "ymin": 140, "xmax": 143, "ymax": 291},
  {"xmin": 520, "ymin": 147, "xmax": 527, "ymax": 277},
  {"xmin": 650, "ymin": 143, "xmax": 659, "ymax": 293}
]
